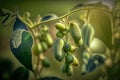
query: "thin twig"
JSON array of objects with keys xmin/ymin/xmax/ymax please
[{"xmin": 32, "ymin": 7, "xmax": 112, "ymax": 28}]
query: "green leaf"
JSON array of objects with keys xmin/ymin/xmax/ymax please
[
  {"xmin": 0, "ymin": 8, "xmax": 16, "ymax": 27},
  {"xmin": 40, "ymin": 76, "xmax": 63, "ymax": 80},
  {"xmin": 1, "ymin": 14, "xmax": 15, "ymax": 26},
  {"xmin": 10, "ymin": 67, "xmax": 29, "ymax": 80},
  {"xmin": 13, "ymin": 18, "xmax": 28, "ymax": 31},
  {"xmin": 2, "ymin": 14, "xmax": 10, "ymax": 24},
  {"xmin": 89, "ymin": 9, "xmax": 112, "ymax": 49},
  {"xmin": 10, "ymin": 29, "xmax": 33, "ymax": 70},
  {"xmin": 82, "ymin": 54, "xmax": 106, "ymax": 75},
  {"xmin": 0, "ymin": 8, "xmax": 10, "ymax": 16}
]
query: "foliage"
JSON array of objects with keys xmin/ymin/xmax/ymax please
[{"xmin": 10, "ymin": 67, "xmax": 29, "ymax": 80}]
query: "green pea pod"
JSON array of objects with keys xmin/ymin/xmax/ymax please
[
  {"xmin": 69, "ymin": 22, "xmax": 81, "ymax": 43},
  {"xmin": 41, "ymin": 41, "xmax": 48, "ymax": 52},
  {"xmin": 38, "ymin": 34, "xmax": 44, "ymax": 42},
  {"xmin": 82, "ymin": 51, "xmax": 90, "ymax": 60},
  {"xmin": 85, "ymin": 24, "xmax": 94, "ymax": 46},
  {"xmin": 56, "ymin": 31, "xmax": 64, "ymax": 38},
  {"xmin": 42, "ymin": 25, "xmax": 49, "ymax": 32},
  {"xmin": 55, "ymin": 22, "xmax": 66, "ymax": 31},
  {"xmin": 66, "ymin": 54, "xmax": 74, "ymax": 64},
  {"xmin": 83, "ymin": 58, "xmax": 88, "ymax": 64},
  {"xmin": 61, "ymin": 31, "xmax": 67, "ymax": 35},
  {"xmin": 63, "ymin": 43, "xmax": 71, "ymax": 52},
  {"xmin": 66, "ymin": 66, "xmax": 73, "ymax": 76},
  {"xmin": 53, "ymin": 38, "xmax": 64, "ymax": 62},
  {"xmin": 41, "ymin": 57, "xmax": 50, "ymax": 68},
  {"xmin": 72, "ymin": 55, "xmax": 79, "ymax": 66},
  {"xmin": 69, "ymin": 45, "xmax": 76, "ymax": 53},
  {"xmin": 44, "ymin": 33, "xmax": 53, "ymax": 47},
  {"xmin": 81, "ymin": 23, "xmax": 95, "ymax": 46},
  {"xmin": 75, "ymin": 38, "xmax": 83, "ymax": 46},
  {"xmin": 32, "ymin": 40, "xmax": 42, "ymax": 56},
  {"xmin": 61, "ymin": 63, "xmax": 67, "ymax": 74}
]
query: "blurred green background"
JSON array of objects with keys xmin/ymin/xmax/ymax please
[{"xmin": 0, "ymin": 0, "xmax": 115, "ymax": 80}]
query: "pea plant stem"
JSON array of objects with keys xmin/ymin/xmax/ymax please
[
  {"xmin": 33, "ymin": 71, "xmax": 38, "ymax": 80},
  {"xmin": 31, "ymin": 7, "xmax": 112, "ymax": 29},
  {"xmin": 33, "ymin": 56, "xmax": 43, "ymax": 80}
]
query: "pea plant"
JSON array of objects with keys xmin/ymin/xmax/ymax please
[{"xmin": 0, "ymin": 0, "xmax": 120, "ymax": 80}]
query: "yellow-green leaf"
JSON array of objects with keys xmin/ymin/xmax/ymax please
[{"xmin": 89, "ymin": 10, "xmax": 112, "ymax": 49}]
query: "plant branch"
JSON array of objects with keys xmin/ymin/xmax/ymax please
[
  {"xmin": 33, "ymin": 71, "xmax": 38, "ymax": 80},
  {"xmin": 33, "ymin": 56, "xmax": 41, "ymax": 80},
  {"xmin": 32, "ymin": 7, "xmax": 112, "ymax": 28}
]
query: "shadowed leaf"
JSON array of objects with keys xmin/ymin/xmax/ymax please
[
  {"xmin": 13, "ymin": 18, "xmax": 28, "ymax": 31},
  {"xmin": 1, "ymin": 14, "xmax": 15, "ymax": 26},
  {"xmin": 82, "ymin": 54, "xmax": 106, "ymax": 75},
  {"xmin": 10, "ymin": 67, "xmax": 29, "ymax": 80},
  {"xmin": 40, "ymin": 76, "xmax": 63, "ymax": 80},
  {"xmin": 41, "ymin": 14, "xmax": 57, "ymax": 21},
  {"xmin": 0, "ymin": 8, "xmax": 15, "ymax": 27},
  {"xmin": 0, "ymin": 8, "xmax": 10, "ymax": 16}
]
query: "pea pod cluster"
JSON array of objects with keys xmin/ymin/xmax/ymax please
[
  {"xmin": 53, "ymin": 21, "xmax": 81, "ymax": 76},
  {"xmin": 32, "ymin": 24, "xmax": 53, "ymax": 68},
  {"xmin": 55, "ymin": 22, "xmax": 67, "ymax": 38},
  {"xmin": 63, "ymin": 43, "xmax": 79, "ymax": 67},
  {"xmin": 32, "ymin": 25, "xmax": 53, "ymax": 56},
  {"xmin": 54, "ymin": 20, "xmax": 108, "ymax": 77}
]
